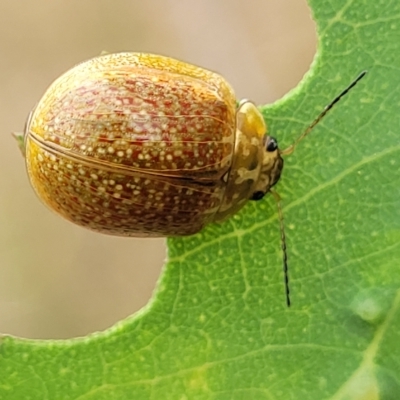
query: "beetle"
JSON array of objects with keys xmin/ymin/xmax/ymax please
[{"xmin": 14, "ymin": 52, "xmax": 366, "ymax": 306}]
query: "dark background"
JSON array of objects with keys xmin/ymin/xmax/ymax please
[{"xmin": 0, "ymin": 0, "xmax": 315, "ymax": 339}]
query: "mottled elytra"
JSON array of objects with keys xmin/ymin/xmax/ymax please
[{"xmin": 14, "ymin": 52, "xmax": 366, "ymax": 306}]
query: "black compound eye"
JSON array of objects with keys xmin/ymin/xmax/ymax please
[
  {"xmin": 266, "ymin": 137, "xmax": 278, "ymax": 152},
  {"xmin": 251, "ymin": 191, "xmax": 265, "ymax": 201}
]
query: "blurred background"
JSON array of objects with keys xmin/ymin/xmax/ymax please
[{"xmin": 0, "ymin": 0, "xmax": 316, "ymax": 339}]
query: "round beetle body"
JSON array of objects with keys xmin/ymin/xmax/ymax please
[{"xmin": 20, "ymin": 53, "xmax": 283, "ymax": 237}]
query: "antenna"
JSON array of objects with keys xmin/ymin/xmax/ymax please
[
  {"xmin": 276, "ymin": 71, "xmax": 367, "ymax": 307},
  {"xmin": 281, "ymin": 71, "xmax": 367, "ymax": 156},
  {"xmin": 271, "ymin": 190, "xmax": 290, "ymax": 306}
]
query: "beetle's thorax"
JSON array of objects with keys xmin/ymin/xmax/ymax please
[
  {"xmin": 213, "ymin": 101, "xmax": 285, "ymax": 222},
  {"xmin": 214, "ymin": 101, "xmax": 267, "ymax": 221}
]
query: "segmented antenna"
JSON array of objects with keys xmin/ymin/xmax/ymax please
[
  {"xmin": 271, "ymin": 190, "xmax": 290, "ymax": 306},
  {"xmin": 277, "ymin": 71, "xmax": 367, "ymax": 307},
  {"xmin": 281, "ymin": 71, "xmax": 367, "ymax": 156}
]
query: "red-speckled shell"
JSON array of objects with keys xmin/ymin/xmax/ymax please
[{"xmin": 21, "ymin": 53, "xmax": 283, "ymax": 236}]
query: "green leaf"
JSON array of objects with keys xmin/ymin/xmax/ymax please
[{"xmin": 2, "ymin": 1, "xmax": 400, "ymax": 399}]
